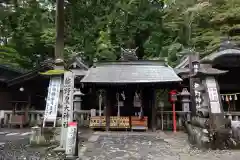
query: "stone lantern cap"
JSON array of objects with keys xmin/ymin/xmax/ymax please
[
  {"xmin": 74, "ymin": 89, "xmax": 84, "ymax": 96},
  {"xmin": 180, "ymin": 88, "xmax": 190, "ymax": 96},
  {"xmin": 195, "ymin": 85, "xmax": 205, "ymax": 92}
]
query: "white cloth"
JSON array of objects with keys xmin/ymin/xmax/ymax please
[{"xmin": 0, "ymin": 110, "xmax": 4, "ymax": 119}]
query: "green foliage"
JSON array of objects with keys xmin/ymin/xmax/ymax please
[
  {"xmin": 1, "ymin": 0, "xmax": 240, "ymax": 68},
  {"xmin": 96, "ymin": 29, "xmax": 117, "ymax": 61}
]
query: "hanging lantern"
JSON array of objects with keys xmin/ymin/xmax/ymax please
[
  {"xmin": 229, "ymin": 95, "xmax": 232, "ymax": 101},
  {"xmin": 235, "ymin": 94, "xmax": 238, "ymax": 100}
]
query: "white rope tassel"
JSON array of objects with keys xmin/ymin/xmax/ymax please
[
  {"xmin": 235, "ymin": 94, "xmax": 238, "ymax": 100},
  {"xmin": 221, "ymin": 95, "xmax": 224, "ymax": 101},
  {"xmin": 121, "ymin": 91, "xmax": 126, "ymax": 100},
  {"xmin": 116, "ymin": 93, "xmax": 120, "ymax": 117}
]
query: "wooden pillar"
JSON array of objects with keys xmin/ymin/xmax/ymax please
[
  {"xmin": 105, "ymin": 89, "xmax": 113, "ymax": 131},
  {"xmin": 25, "ymin": 94, "xmax": 31, "ymax": 125},
  {"xmin": 151, "ymin": 88, "xmax": 157, "ymax": 132}
]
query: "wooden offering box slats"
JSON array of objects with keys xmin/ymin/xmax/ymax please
[
  {"xmin": 131, "ymin": 116, "xmax": 148, "ymax": 130},
  {"xmin": 90, "ymin": 116, "xmax": 130, "ymax": 129}
]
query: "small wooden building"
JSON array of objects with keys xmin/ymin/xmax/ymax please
[{"xmin": 81, "ymin": 60, "xmax": 182, "ymax": 131}]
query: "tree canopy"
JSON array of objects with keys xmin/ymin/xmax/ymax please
[{"xmin": 1, "ymin": 0, "xmax": 240, "ymax": 68}]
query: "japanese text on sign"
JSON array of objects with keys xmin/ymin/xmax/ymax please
[
  {"xmin": 62, "ymin": 72, "xmax": 74, "ymax": 128},
  {"xmin": 205, "ymin": 77, "xmax": 221, "ymax": 113},
  {"xmin": 65, "ymin": 122, "xmax": 77, "ymax": 155},
  {"xmin": 44, "ymin": 76, "xmax": 61, "ymax": 122},
  {"xmin": 194, "ymin": 82, "xmax": 202, "ymax": 110}
]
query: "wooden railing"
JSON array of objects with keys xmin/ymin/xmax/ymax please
[
  {"xmin": 156, "ymin": 111, "xmax": 240, "ymax": 131},
  {"xmin": 2, "ymin": 109, "xmax": 240, "ymax": 129},
  {"xmin": 156, "ymin": 111, "xmax": 190, "ymax": 131},
  {"xmin": 224, "ymin": 112, "xmax": 240, "ymax": 121},
  {"xmin": 2, "ymin": 109, "xmax": 101, "ymax": 128},
  {"xmin": 3, "ymin": 110, "xmax": 44, "ymax": 127}
]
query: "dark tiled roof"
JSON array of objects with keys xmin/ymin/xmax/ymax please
[
  {"xmin": 7, "ymin": 63, "xmax": 53, "ymax": 86},
  {"xmin": 175, "ymin": 56, "xmax": 189, "ymax": 69},
  {"xmin": 175, "ymin": 64, "xmax": 228, "ymax": 78},
  {"xmin": 0, "ymin": 64, "xmax": 28, "ymax": 74},
  {"xmin": 81, "ymin": 61, "xmax": 182, "ymax": 83},
  {"xmin": 201, "ymin": 49, "xmax": 240, "ymax": 63}
]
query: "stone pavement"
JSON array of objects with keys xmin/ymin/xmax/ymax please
[
  {"xmin": 78, "ymin": 131, "xmax": 240, "ymax": 160},
  {"xmin": 0, "ymin": 138, "xmax": 42, "ymax": 160}
]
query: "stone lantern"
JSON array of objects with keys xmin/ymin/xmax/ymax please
[
  {"xmin": 180, "ymin": 88, "xmax": 191, "ymax": 121},
  {"xmin": 73, "ymin": 88, "xmax": 84, "ymax": 121}
]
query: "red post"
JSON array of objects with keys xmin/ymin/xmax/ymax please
[
  {"xmin": 169, "ymin": 90, "xmax": 177, "ymax": 133},
  {"xmin": 172, "ymin": 102, "xmax": 177, "ymax": 133}
]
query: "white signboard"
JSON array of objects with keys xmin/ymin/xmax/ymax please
[
  {"xmin": 66, "ymin": 122, "xmax": 77, "ymax": 155},
  {"xmin": 206, "ymin": 77, "xmax": 221, "ymax": 113},
  {"xmin": 43, "ymin": 76, "xmax": 61, "ymax": 125},
  {"xmin": 208, "ymin": 87, "xmax": 219, "ymax": 102},
  {"xmin": 60, "ymin": 71, "xmax": 74, "ymax": 148}
]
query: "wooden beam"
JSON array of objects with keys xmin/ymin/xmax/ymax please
[
  {"xmin": 105, "ymin": 90, "xmax": 112, "ymax": 131},
  {"xmin": 151, "ymin": 88, "xmax": 157, "ymax": 132}
]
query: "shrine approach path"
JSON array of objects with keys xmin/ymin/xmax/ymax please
[{"xmin": 78, "ymin": 131, "xmax": 240, "ymax": 160}]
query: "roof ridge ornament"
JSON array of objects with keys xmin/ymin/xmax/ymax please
[
  {"xmin": 120, "ymin": 47, "xmax": 138, "ymax": 61},
  {"xmin": 93, "ymin": 58, "xmax": 98, "ymax": 68},
  {"xmin": 219, "ymin": 38, "xmax": 238, "ymax": 51}
]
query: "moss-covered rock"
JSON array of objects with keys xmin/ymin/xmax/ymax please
[{"xmin": 39, "ymin": 69, "xmax": 66, "ymax": 75}]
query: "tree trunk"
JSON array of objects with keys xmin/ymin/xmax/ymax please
[{"xmin": 55, "ymin": 0, "xmax": 64, "ymax": 60}]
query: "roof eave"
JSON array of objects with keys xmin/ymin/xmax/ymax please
[
  {"xmin": 7, "ymin": 64, "xmax": 53, "ymax": 86},
  {"xmin": 80, "ymin": 80, "xmax": 182, "ymax": 84}
]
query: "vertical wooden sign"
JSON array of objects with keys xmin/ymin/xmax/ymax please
[{"xmin": 60, "ymin": 71, "xmax": 74, "ymax": 148}]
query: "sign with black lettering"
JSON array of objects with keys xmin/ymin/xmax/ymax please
[
  {"xmin": 60, "ymin": 71, "xmax": 74, "ymax": 148},
  {"xmin": 43, "ymin": 76, "xmax": 61, "ymax": 126},
  {"xmin": 206, "ymin": 77, "xmax": 221, "ymax": 113},
  {"xmin": 66, "ymin": 122, "xmax": 77, "ymax": 155}
]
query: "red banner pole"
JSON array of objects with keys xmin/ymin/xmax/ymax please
[{"xmin": 172, "ymin": 102, "xmax": 177, "ymax": 133}]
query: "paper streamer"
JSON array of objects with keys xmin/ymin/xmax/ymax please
[{"xmin": 226, "ymin": 95, "xmax": 229, "ymax": 102}]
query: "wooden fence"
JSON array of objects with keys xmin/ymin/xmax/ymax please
[{"xmin": 2, "ymin": 110, "xmax": 240, "ymax": 130}]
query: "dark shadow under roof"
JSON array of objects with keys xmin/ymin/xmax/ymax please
[{"xmin": 81, "ymin": 61, "xmax": 182, "ymax": 84}]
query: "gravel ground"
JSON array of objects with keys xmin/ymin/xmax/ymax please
[
  {"xmin": 1, "ymin": 130, "xmax": 240, "ymax": 160},
  {"xmin": 0, "ymin": 138, "xmax": 41, "ymax": 160},
  {"xmin": 79, "ymin": 131, "xmax": 240, "ymax": 160}
]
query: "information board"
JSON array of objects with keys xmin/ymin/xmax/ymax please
[{"xmin": 43, "ymin": 76, "xmax": 61, "ymax": 126}]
